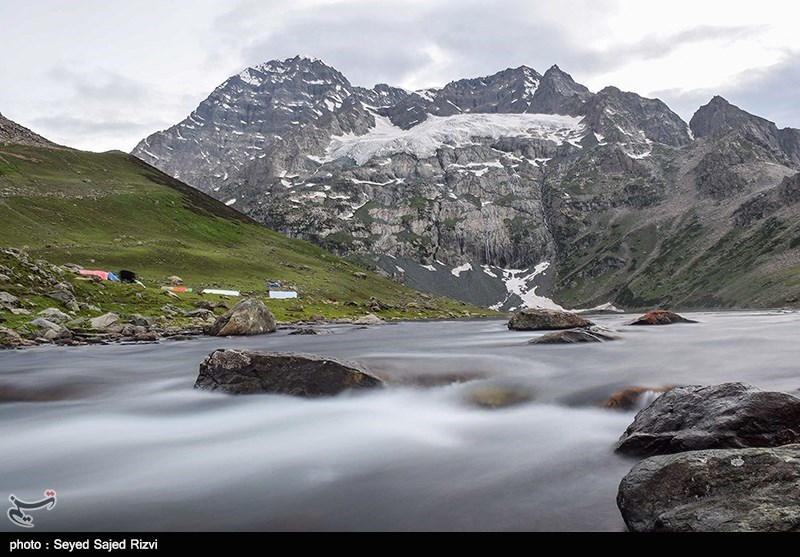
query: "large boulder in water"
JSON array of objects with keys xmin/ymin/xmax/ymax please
[
  {"xmin": 195, "ymin": 349, "xmax": 382, "ymax": 396},
  {"xmin": 507, "ymin": 309, "xmax": 593, "ymax": 331},
  {"xmin": 617, "ymin": 444, "xmax": 800, "ymax": 532},
  {"xmin": 615, "ymin": 383, "xmax": 800, "ymax": 457},
  {"xmin": 206, "ymin": 298, "xmax": 276, "ymax": 336},
  {"xmin": 528, "ymin": 326, "xmax": 616, "ymax": 344},
  {"xmin": 629, "ymin": 310, "xmax": 696, "ymax": 325}
]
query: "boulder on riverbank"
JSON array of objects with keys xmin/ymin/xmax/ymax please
[
  {"xmin": 617, "ymin": 444, "xmax": 800, "ymax": 532},
  {"xmin": 89, "ymin": 312, "xmax": 120, "ymax": 330},
  {"xmin": 27, "ymin": 318, "xmax": 73, "ymax": 341},
  {"xmin": 195, "ymin": 349, "xmax": 383, "ymax": 396},
  {"xmin": 629, "ymin": 310, "xmax": 696, "ymax": 326},
  {"xmin": 0, "ymin": 326, "xmax": 35, "ymax": 347},
  {"xmin": 507, "ymin": 309, "xmax": 593, "ymax": 331},
  {"xmin": 528, "ymin": 326, "xmax": 616, "ymax": 344},
  {"xmin": 353, "ymin": 313, "xmax": 383, "ymax": 325},
  {"xmin": 615, "ymin": 383, "xmax": 800, "ymax": 456},
  {"xmin": 37, "ymin": 308, "xmax": 71, "ymax": 323},
  {"xmin": 205, "ymin": 298, "xmax": 276, "ymax": 336}
]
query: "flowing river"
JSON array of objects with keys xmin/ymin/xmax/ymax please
[{"xmin": 1, "ymin": 311, "xmax": 798, "ymax": 531}]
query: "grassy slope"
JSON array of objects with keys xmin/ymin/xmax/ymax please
[
  {"xmin": 553, "ymin": 206, "xmax": 800, "ymax": 310},
  {"xmin": 549, "ymin": 144, "xmax": 800, "ymax": 311},
  {"xmin": 0, "ymin": 144, "xmax": 491, "ymax": 324}
]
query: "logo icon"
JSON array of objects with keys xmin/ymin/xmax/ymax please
[{"xmin": 7, "ymin": 490, "xmax": 57, "ymax": 528}]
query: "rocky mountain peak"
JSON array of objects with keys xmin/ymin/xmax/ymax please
[
  {"xmin": 375, "ymin": 64, "xmax": 549, "ymax": 129},
  {"xmin": 583, "ymin": 86, "xmax": 692, "ymax": 148},
  {"xmin": 690, "ymin": 96, "xmax": 763, "ymax": 139},
  {"xmin": 529, "ymin": 64, "xmax": 592, "ymax": 115},
  {"xmin": 690, "ymin": 96, "xmax": 800, "ymax": 165},
  {"xmin": 357, "ymin": 83, "xmax": 412, "ymax": 109},
  {"xmin": 235, "ymin": 55, "xmax": 351, "ymax": 91},
  {"xmin": 430, "ymin": 65, "xmax": 544, "ymax": 116}
]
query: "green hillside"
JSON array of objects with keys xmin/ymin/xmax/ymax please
[{"xmin": 0, "ymin": 143, "xmax": 489, "ymax": 327}]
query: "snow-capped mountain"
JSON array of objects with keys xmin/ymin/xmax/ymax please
[{"xmin": 134, "ymin": 56, "xmax": 800, "ymax": 310}]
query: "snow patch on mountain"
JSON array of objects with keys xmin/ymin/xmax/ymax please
[
  {"xmin": 326, "ymin": 113, "xmax": 586, "ymax": 165},
  {"xmin": 491, "ymin": 263, "xmax": 562, "ymax": 311},
  {"xmin": 451, "ymin": 262, "xmax": 473, "ymax": 277}
]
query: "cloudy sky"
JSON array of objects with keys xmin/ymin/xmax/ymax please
[{"xmin": 0, "ymin": 0, "xmax": 796, "ymax": 152}]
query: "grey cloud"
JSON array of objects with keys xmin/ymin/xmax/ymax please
[
  {"xmin": 32, "ymin": 114, "xmax": 167, "ymax": 136},
  {"xmin": 578, "ymin": 25, "xmax": 767, "ymax": 74},
  {"xmin": 35, "ymin": 64, "xmax": 198, "ymax": 150},
  {"xmin": 651, "ymin": 51, "xmax": 800, "ymax": 130},
  {"xmin": 222, "ymin": 0, "xmax": 604, "ymax": 89},
  {"xmin": 644, "ymin": 87, "xmax": 713, "ymax": 125},
  {"xmin": 725, "ymin": 54, "xmax": 800, "ymax": 129},
  {"xmin": 49, "ymin": 66, "xmax": 150, "ymax": 102},
  {"xmin": 31, "ymin": 112, "xmax": 172, "ymax": 151}
]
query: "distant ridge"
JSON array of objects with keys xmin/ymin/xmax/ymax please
[{"xmin": 0, "ymin": 112, "xmax": 58, "ymax": 148}]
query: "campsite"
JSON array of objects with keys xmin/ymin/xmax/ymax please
[{"xmin": 0, "ymin": 244, "xmax": 488, "ymax": 348}]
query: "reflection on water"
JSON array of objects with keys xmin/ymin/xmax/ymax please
[{"xmin": 1, "ymin": 311, "xmax": 798, "ymax": 531}]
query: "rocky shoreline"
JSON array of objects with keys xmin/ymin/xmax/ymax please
[
  {"xmin": 0, "ymin": 246, "xmax": 469, "ymax": 350},
  {"xmin": 0, "ymin": 307, "xmax": 395, "ymax": 350}
]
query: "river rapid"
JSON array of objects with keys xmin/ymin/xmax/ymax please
[{"xmin": 1, "ymin": 311, "xmax": 798, "ymax": 531}]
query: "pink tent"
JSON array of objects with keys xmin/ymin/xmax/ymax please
[{"xmin": 79, "ymin": 270, "xmax": 109, "ymax": 280}]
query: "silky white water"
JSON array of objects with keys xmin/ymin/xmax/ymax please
[{"xmin": 1, "ymin": 311, "xmax": 798, "ymax": 531}]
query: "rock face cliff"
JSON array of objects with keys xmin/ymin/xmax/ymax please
[
  {"xmin": 0, "ymin": 112, "xmax": 57, "ymax": 148},
  {"xmin": 134, "ymin": 56, "xmax": 800, "ymax": 310}
]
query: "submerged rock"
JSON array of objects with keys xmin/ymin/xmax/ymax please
[
  {"xmin": 206, "ymin": 298, "xmax": 277, "ymax": 336},
  {"xmin": 467, "ymin": 383, "xmax": 536, "ymax": 409},
  {"xmin": 629, "ymin": 310, "xmax": 696, "ymax": 325},
  {"xmin": 508, "ymin": 309, "xmax": 593, "ymax": 331},
  {"xmin": 602, "ymin": 386, "xmax": 673, "ymax": 412},
  {"xmin": 289, "ymin": 328, "xmax": 332, "ymax": 336},
  {"xmin": 615, "ymin": 383, "xmax": 800, "ymax": 456},
  {"xmin": 528, "ymin": 326, "xmax": 616, "ymax": 344},
  {"xmin": 194, "ymin": 349, "xmax": 383, "ymax": 396},
  {"xmin": 618, "ymin": 444, "xmax": 800, "ymax": 532}
]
